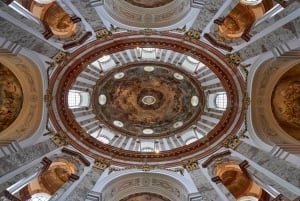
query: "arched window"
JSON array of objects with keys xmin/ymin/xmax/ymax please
[
  {"xmin": 68, "ymin": 90, "xmax": 90, "ymax": 108},
  {"xmin": 141, "ymin": 147, "xmax": 154, "ymax": 152},
  {"xmin": 68, "ymin": 91, "xmax": 81, "ymax": 107},
  {"xmin": 185, "ymin": 137, "xmax": 198, "ymax": 145},
  {"xmin": 215, "ymin": 93, "xmax": 227, "ymax": 109},
  {"xmin": 97, "ymin": 135, "xmax": 110, "ymax": 144}
]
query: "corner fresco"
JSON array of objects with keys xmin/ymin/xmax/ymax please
[
  {"xmin": 272, "ymin": 64, "xmax": 300, "ymax": 141},
  {"xmin": 0, "ymin": 63, "xmax": 23, "ymax": 132}
]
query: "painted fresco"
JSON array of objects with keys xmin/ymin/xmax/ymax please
[{"xmin": 0, "ymin": 63, "xmax": 23, "ymax": 132}]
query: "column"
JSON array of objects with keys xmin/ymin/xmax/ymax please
[
  {"xmin": 235, "ymin": 142, "xmax": 300, "ymax": 188},
  {"xmin": 0, "ymin": 139, "xmax": 57, "ymax": 177}
]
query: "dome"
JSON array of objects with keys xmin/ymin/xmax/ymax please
[{"xmin": 49, "ymin": 32, "xmax": 245, "ymax": 166}]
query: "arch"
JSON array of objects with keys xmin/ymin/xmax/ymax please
[
  {"xmin": 0, "ymin": 52, "xmax": 44, "ymax": 141},
  {"xmin": 92, "ymin": 169, "xmax": 197, "ymax": 201},
  {"xmin": 250, "ymin": 54, "xmax": 300, "ymax": 154}
]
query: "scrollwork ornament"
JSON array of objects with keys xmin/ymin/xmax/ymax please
[
  {"xmin": 182, "ymin": 158, "xmax": 199, "ymax": 171},
  {"xmin": 94, "ymin": 159, "xmax": 111, "ymax": 170},
  {"xmin": 222, "ymin": 135, "xmax": 241, "ymax": 149},
  {"xmin": 51, "ymin": 131, "xmax": 67, "ymax": 147},
  {"xmin": 226, "ymin": 52, "xmax": 242, "ymax": 66},
  {"xmin": 184, "ymin": 29, "xmax": 201, "ymax": 40},
  {"xmin": 95, "ymin": 28, "xmax": 112, "ymax": 39},
  {"xmin": 52, "ymin": 51, "xmax": 68, "ymax": 64}
]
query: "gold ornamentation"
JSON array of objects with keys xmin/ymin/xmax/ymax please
[
  {"xmin": 182, "ymin": 159, "xmax": 199, "ymax": 171},
  {"xmin": 243, "ymin": 94, "xmax": 251, "ymax": 110},
  {"xmin": 222, "ymin": 135, "xmax": 240, "ymax": 149},
  {"xmin": 94, "ymin": 159, "xmax": 111, "ymax": 170},
  {"xmin": 52, "ymin": 51, "xmax": 68, "ymax": 64},
  {"xmin": 173, "ymin": 168, "xmax": 184, "ymax": 176},
  {"xmin": 141, "ymin": 164, "xmax": 151, "ymax": 171},
  {"xmin": 44, "ymin": 89, "xmax": 52, "ymax": 108},
  {"xmin": 108, "ymin": 167, "xmax": 123, "ymax": 174},
  {"xmin": 51, "ymin": 132, "xmax": 67, "ymax": 147},
  {"xmin": 95, "ymin": 28, "xmax": 112, "ymax": 39},
  {"xmin": 110, "ymin": 24, "xmax": 123, "ymax": 32},
  {"xmin": 184, "ymin": 29, "xmax": 201, "ymax": 40},
  {"xmin": 172, "ymin": 25, "xmax": 186, "ymax": 33},
  {"xmin": 226, "ymin": 52, "xmax": 242, "ymax": 66},
  {"xmin": 140, "ymin": 28, "xmax": 157, "ymax": 36}
]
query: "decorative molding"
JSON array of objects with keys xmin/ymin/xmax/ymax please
[
  {"xmin": 171, "ymin": 25, "xmax": 187, "ymax": 33},
  {"xmin": 140, "ymin": 28, "xmax": 159, "ymax": 36},
  {"xmin": 184, "ymin": 29, "xmax": 201, "ymax": 40},
  {"xmin": 61, "ymin": 147, "xmax": 91, "ymax": 166},
  {"xmin": 225, "ymin": 52, "xmax": 242, "ymax": 66},
  {"xmin": 204, "ymin": 33, "xmax": 233, "ymax": 52},
  {"xmin": 239, "ymin": 160, "xmax": 251, "ymax": 179},
  {"xmin": 182, "ymin": 159, "xmax": 199, "ymax": 171},
  {"xmin": 40, "ymin": 157, "xmax": 52, "ymax": 174},
  {"xmin": 95, "ymin": 28, "xmax": 112, "ymax": 40},
  {"xmin": 70, "ymin": 15, "xmax": 81, "ymax": 23},
  {"xmin": 51, "ymin": 132, "xmax": 68, "ymax": 147},
  {"xmin": 52, "ymin": 51, "xmax": 68, "ymax": 64},
  {"xmin": 202, "ymin": 150, "xmax": 231, "ymax": 168},
  {"xmin": 190, "ymin": 0, "xmax": 205, "ymax": 8},
  {"xmin": 211, "ymin": 176, "xmax": 222, "ymax": 184},
  {"xmin": 63, "ymin": 32, "xmax": 92, "ymax": 50},
  {"xmin": 222, "ymin": 135, "xmax": 241, "ymax": 149},
  {"xmin": 108, "ymin": 166, "xmax": 184, "ymax": 175},
  {"xmin": 44, "ymin": 89, "xmax": 53, "ymax": 108},
  {"xmin": 213, "ymin": 17, "xmax": 225, "ymax": 25},
  {"xmin": 94, "ymin": 159, "xmax": 111, "ymax": 170},
  {"xmin": 69, "ymin": 173, "xmax": 80, "ymax": 182},
  {"xmin": 42, "ymin": 21, "xmax": 53, "ymax": 40}
]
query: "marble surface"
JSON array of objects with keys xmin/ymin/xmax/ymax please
[
  {"xmin": 0, "ymin": 159, "xmax": 43, "ymax": 192},
  {"xmin": 252, "ymin": 1, "xmax": 300, "ymax": 35},
  {"xmin": 0, "ymin": 139, "xmax": 57, "ymax": 177},
  {"xmin": 250, "ymin": 167, "xmax": 298, "ymax": 200},
  {"xmin": 236, "ymin": 142, "xmax": 300, "ymax": 189},
  {"xmin": 70, "ymin": 0, "xmax": 105, "ymax": 31},
  {"xmin": 190, "ymin": 169, "xmax": 222, "ymax": 201},
  {"xmin": 0, "ymin": 18, "xmax": 58, "ymax": 57},
  {"xmin": 238, "ymin": 19, "xmax": 298, "ymax": 60},
  {"xmin": 0, "ymin": 3, "xmax": 43, "ymax": 32},
  {"xmin": 191, "ymin": 0, "xmax": 224, "ymax": 32},
  {"xmin": 65, "ymin": 168, "xmax": 103, "ymax": 201}
]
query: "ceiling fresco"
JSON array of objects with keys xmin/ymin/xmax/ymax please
[
  {"xmin": 272, "ymin": 63, "xmax": 300, "ymax": 141},
  {"xmin": 93, "ymin": 64, "xmax": 204, "ymax": 137},
  {"xmin": 0, "ymin": 63, "xmax": 23, "ymax": 132},
  {"xmin": 49, "ymin": 32, "xmax": 245, "ymax": 166}
]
